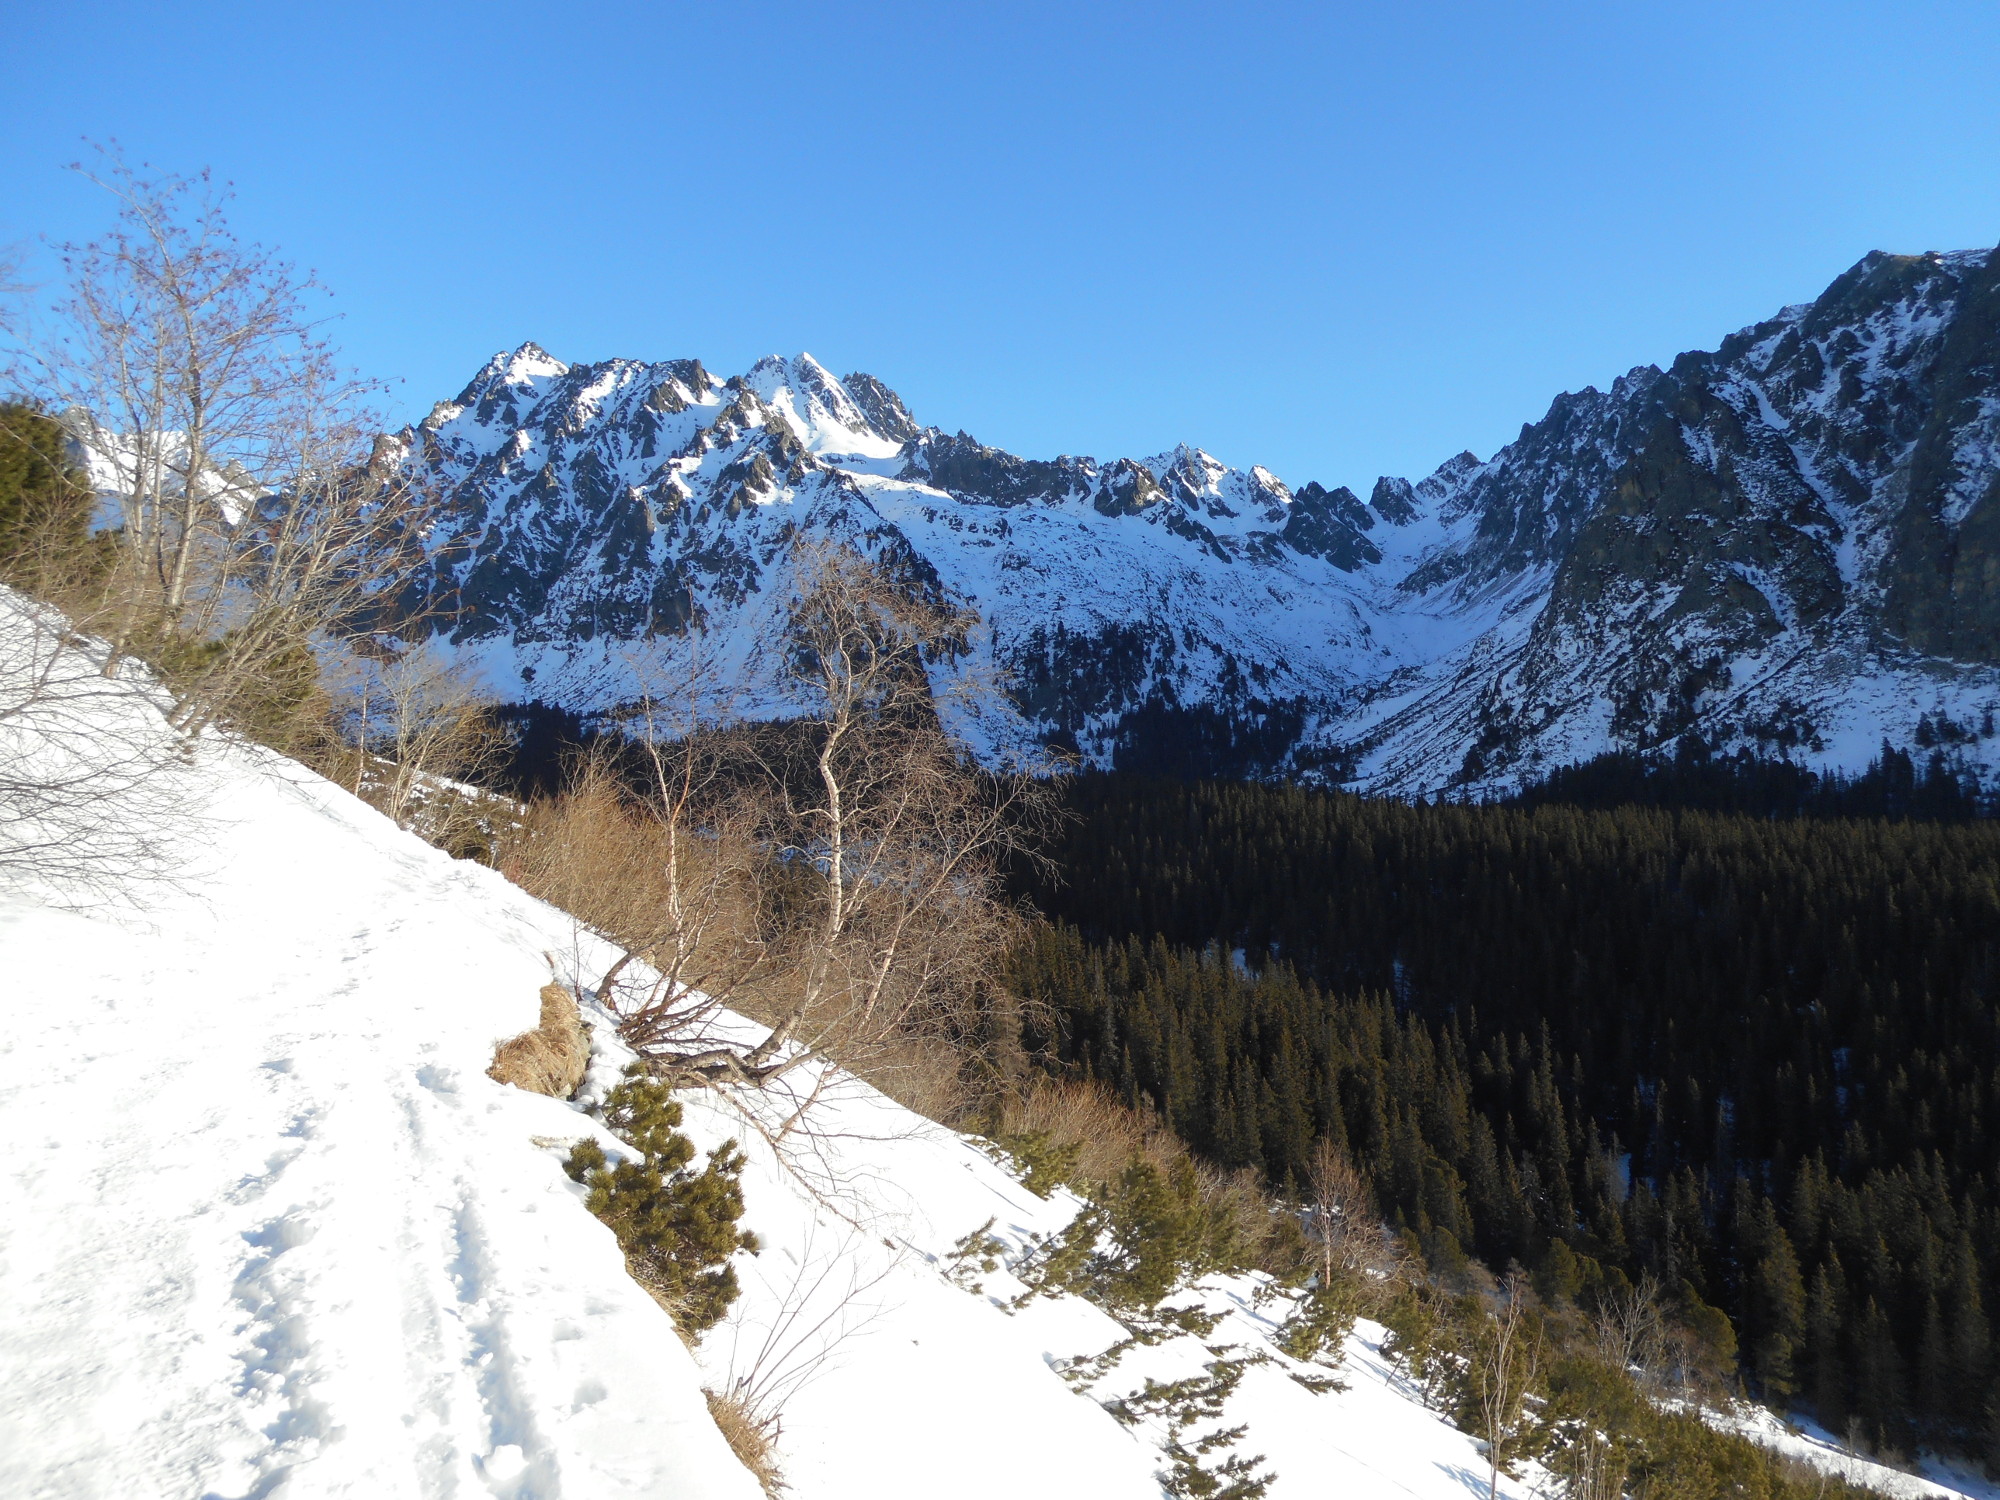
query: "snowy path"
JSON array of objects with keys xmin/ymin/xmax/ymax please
[{"xmin": 0, "ymin": 730, "xmax": 760, "ymax": 1500}]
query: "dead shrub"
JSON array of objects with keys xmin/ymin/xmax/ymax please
[
  {"xmin": 704, "ymin": 1386, "xmax": 784, "ymax": 1496},
  {"xmin": 836, "ymin": 1031, "xmax": 980, "ymax": 1126},
  {"xmin": 487, "ymin": 982, "xmax": 590, "ymax": 1098},
  {"xmin": 996, "ymin": 1078, "xmax": 1172, "ymax": 1187},
  {"xmin": 992, "ymin": 1078, "xmax": 1294, "ymax": 1270},
  {"xmin": 1302, "ymin": 1136, "xmax": 1407, "ymax": 1306}
]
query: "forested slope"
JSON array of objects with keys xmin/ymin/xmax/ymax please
[{"xmin": 1014, "ymin": 774, "xmax": 2000, "ymax": 1457}]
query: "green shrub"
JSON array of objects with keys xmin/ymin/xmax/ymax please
[
  {"xmin": 1104, "ymin": 1352, "xmax": 1272, "ymax": 1499},
  {"xmin": 0, "ymin": 403, "xmax": 94, "ymax": 583},
  {"xmin": 1276, "ymin": 1280, "xmax": 1360, "ymax": 1369},
  {"xmin": 565, "ymin": 1068, "xmax": 758, "ymax": 1337},
  {"xmin": 994, "ymin": 1128, "xmax": 1084, "ymax": 1198},
  {"xmin": 943, "ymin": 1216, "xmax": 1009, "ymax": 1290},
  {"xmin": 1022, "ymin": 1155, "xmax": 1250, "ymax": 1316}
]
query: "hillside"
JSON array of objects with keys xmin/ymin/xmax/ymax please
[
  {"xmin": 392, "ymin": 247, "xmax": 2000, "ymax": 794},
  {"xmin": 0, "ymin": 590, "xmax": 1588, "ymax": 1500}
]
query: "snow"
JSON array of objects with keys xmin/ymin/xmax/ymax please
[
  {"xmin": 0, "ymin": 598, "xmax": 762, "ymax": 1500},
  {"xmin": 0, "ymin": 590, "xmax": 1585, "ymax": 1500},
  {"xmin": 1705, "ymin": 1402, "xmax": 1999, "ymax": 1500}
]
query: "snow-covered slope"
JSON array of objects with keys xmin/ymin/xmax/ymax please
[
  {"xmin": 0, "ymin": 599, "xmax": 763, "ymax": 1499},
  {"xmin": 392, "ymin": 245, "xmax": 2000, "ymax": 793},
  {"xmin": 5, "ymin": 613, "xmax": 1994, "ymax": 1497},
  {"xmin": 0, "ymin": 592, "xmax": 1542, "ymax": 1499}
]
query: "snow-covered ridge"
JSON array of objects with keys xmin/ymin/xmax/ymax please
[{"xmin": 393, "ymin": 243, "xmax": 2000, "ymax": 794}]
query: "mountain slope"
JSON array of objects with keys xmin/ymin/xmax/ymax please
[
  {"xmin": 0, "ymin": 596, "xmax": 764, "ymax": 1500},
  {"xmin": 393, "ymin": 246, "xmax": 2000, "ymax": 793},
  {"xmin": 0, "ymin": 590, "xmax": 1548, "ymax": 1500}
]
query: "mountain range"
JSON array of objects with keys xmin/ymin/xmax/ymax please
[{"xmin": 395, "ymin": 244, "xmax": 2000, "ymax": 794}]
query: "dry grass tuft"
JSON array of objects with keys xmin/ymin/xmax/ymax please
[
  {"xmin": 705, "ymin": 1387, "xmax": 785, "ymax": 1496},
  {"xmin": 487, "ymin": 982, "xmax": 590, "ymax": 1098},
  {"xmin": 997, "ymin": 1077, "xmax": 1174, "ymax": 1185},
  {"xmin": 994, "ymin": 1077, "xmax": 1302, "ymax": 1274}
]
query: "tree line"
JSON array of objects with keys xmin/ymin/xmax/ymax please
[
  {"xmin": 1009, "ymin": 772, "xmax": 2000, "ymax": 1461},
  {"xmin": 1504, "ymin": 738, "xmax": 1993, "ymax": 822}
]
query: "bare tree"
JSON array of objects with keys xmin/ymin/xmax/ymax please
[
  {"xmin": 0, "ymin": 587, "xmax": 198, "ymax": 901},
  {"xmin": 0, "ymin": 154, "xmax": 464, "ymax": 901},
  {"xmin": 1473, "ymin": 1270, "xmax": 1543, "ymax": 1500},
  {"xmin": 0, "ymin": 363, "xmax": 194, "ymax": 900},
  {"xmin": 6, "ymin": 151, "xmax": 433, "ymax": 745},
  {"xmin": 1592, "ymin": 1270, "xmax": 1667, "ymax": 1385},
  {"xmin": 1304, "ymin": 1137, "xmax": 1399, "ymax": 1296},
  {"xmin": 567, "ymin": 543, "xmax": 1055, "ymax": 1114},
  {"xmin": 325, "ymin": 637, "xmax": 504, "ymax": 840}
]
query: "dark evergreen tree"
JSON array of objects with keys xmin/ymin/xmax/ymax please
[{"xmin": 564, "ymin": 1069, "xmax": 758, "ymax": 1335}]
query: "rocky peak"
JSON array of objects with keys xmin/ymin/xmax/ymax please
[
  {"xmin": 744, "ymin": 353, "xmax": 903, "ymax": 457},
  {"xmin": 1369, "ymin": 475, "xmax": 1419, "ymax": 526},
  {"xmin": 842, "ymin": 372, "xmax": 922, "ymax": 444},
  {"xmin": 1284, "ymin": 482, "xmax": 1381, "ymax": 570},
  {"xmin": 395, "ymin": 247, "xmax": 2000, "ymax": 795}
]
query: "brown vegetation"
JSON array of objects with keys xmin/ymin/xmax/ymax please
[
  {"xmin": 487, "ymin": 982, "xmax": 590, "ymax": 1098},
  {"xmin": 1303, "ymin": 1135, "xmax": 1406, "ymax": 1306},
  {"xmin": 992, "ymin": 1077, "xmax": 1311, "ymax": 1281},
  {"xmin": 704, "ymin": 1386, "xmax": 784, "ymax": 1496},
  {"xmin": 501, "ymin": 544, "xmax": 1057, "ymax": 1126}
]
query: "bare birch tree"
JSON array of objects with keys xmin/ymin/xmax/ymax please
[
  {"xmin": 567, "ymin": 543, "xmax": 1054, "ymax": 1108},
  {"xmin": 1304, "ymin": 1136, "xmax": 1399, "ymax": 1295},
  {"xmin": 1473, "ymin": 1270, "xmax": 1543, "ymax": 1500},
  {"xmin": 326, "ymin": 637, "xmax": 504, "ymax": 840},
  {"xmin": 7, "ymin": 151, "xmax": 434, "ymax": 745}
]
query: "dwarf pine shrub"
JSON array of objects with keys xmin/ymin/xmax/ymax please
[
  {"xmin": 1012, "ymin": 1152, "xmax": 1249, "ymax": 1322},
  {"xmin": 565, "ymin": 1068, "xmax": 758, "ymax": 1337},
  {"xmin": 1276, "ymin": 1279, "xmax": 1359, "ymax": 1371},
  {"xmin": 1088, "ymin": 1156, "xmax": 1246, "ymax": 1312},
  {"xmin": 993, "ymin": 1128, "xmax": 1084, "ymax": 1198},
  {"xmin": 1105, "ymin": 1350, "xmax": 1272, "ymax": 1500},
  {"xmin": 943, "ymin": 1217, "xmax": 1009, "ymax": 1291}
]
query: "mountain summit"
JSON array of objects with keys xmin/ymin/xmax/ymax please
[{"xmin": 397, "ymin": 245, "xmax": 2000, "ymax": 793}]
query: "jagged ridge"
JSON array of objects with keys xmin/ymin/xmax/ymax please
[{"xmin": 396, "ymin": 246, "xmax": 2000, "ymax": 794}]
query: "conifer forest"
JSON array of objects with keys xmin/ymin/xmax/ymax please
[{"xmin": 1010, "ymin": 772, "xmax": 2000, "ymax": 1457}]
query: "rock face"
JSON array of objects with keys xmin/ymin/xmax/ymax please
[{"xmin": 396, "ymin": 246, "xmax": 2000, "ymax": 794}]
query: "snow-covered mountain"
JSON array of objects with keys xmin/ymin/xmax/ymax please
[{"xmin": 396, "ymin": 245, "xmax": 2000, "ymax": 793}]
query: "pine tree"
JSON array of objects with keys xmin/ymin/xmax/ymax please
[
  {"xmin": 565, "ymin": 1069, "xmax": 759, "ymax": 1336},
  {"xmin": 0, "ymin": 403, "xmax": 94, "ymax": 582},
  {"xmin": 1805, "ymin": 1258, "xmax": 1847, "ymax": 1434},
  {"xmin": 1740, "ymin": 1195, "xmax": 1806, "ymax": 1401}
]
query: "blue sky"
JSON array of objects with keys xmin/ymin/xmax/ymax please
[{"xmin": 4, "ymin": 1, "xmax": 1997, "ymax": 491}]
